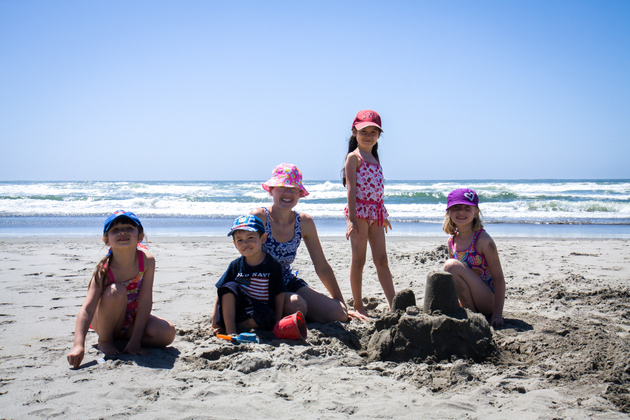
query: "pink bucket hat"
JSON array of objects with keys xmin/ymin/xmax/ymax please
[
  {"xmin": 262, "ymin": 163, "xmax": 309, "ymax": 197},
  {"xmin": 352, "ymin": 110, "xmax": 383, "ymax": 132}
]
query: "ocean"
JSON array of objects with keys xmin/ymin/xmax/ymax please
[{"xmin": 1, "ymin": 180, "xmax": 629, "ymax": 238}]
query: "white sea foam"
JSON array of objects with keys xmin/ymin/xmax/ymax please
[{"xmin": 1, "ymin": 180, "xmax": 629, "ymax": 224}]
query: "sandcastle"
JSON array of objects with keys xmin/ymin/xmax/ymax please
[{"xmin": 366, "ymin": 271, "xmax": 495, "ymax": 362}]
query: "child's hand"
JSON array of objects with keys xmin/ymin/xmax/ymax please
[
  {"xmin": 383, "ymin": 219, "xmax": 392, "ymax": 233},
  {"xmin": 346, "ymin": 220, "xmax": 358, "ymax": 240},
  {"xmin": 124, "ymin": 341, "xmax": 148, "ymax": 356},
  {"xmin": 490, "ymin": 313, "xmax": 504, "ymax": 328},
  {"xmin": 67, "ymin": 346, "xmax": 85, "ymax": 369}
]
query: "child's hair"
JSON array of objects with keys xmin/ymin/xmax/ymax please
[
  {"xmin": 90, "ymin": 215, "xmax": 145, "ymax": 291},
  {"xmin": 341, "ymin": 129, "xmax": 381, "ymax": 187},
  {"xmin": 442, "ymin": 208, "xmax": 484, "ymax": 235}
]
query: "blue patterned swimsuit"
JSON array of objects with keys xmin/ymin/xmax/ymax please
[{"xmin": 261, "ymin": 207, "xmax": 307, "ymax": 292}]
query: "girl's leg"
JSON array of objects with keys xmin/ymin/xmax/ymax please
[
  {"xmin": 349, "ymin": 218, "xmax": 370, "ymax": 316},
  {"xmin": 367, "ymin": 223, "xmax": 395, "ymax": 310},
  {"xmin": 92, "ymin": 283, "xmax": 127, "ymax": 355},
  {"xmin": 139, "ymin": 315, "xmax": 176, "ymax": 347},
  {"xmin": 442, "ymin": 259, "xmax": 494, "ymax": 315},
  {"xmin": 296, "ymin": 286, "xmax": 348, "ymax": 323}
]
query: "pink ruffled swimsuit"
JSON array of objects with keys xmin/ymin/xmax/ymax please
[
  {"xmin": 448, "ymin": 229, "xmax": 494, "ymax": 293},
  {"xmin": 344, "ymin": 150, "xmax": 389, "ymax": 226}
]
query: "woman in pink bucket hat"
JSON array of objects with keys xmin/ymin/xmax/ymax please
[{"xmin": 251, "ymin": 163, "xmax": 366, "ymax": 323}]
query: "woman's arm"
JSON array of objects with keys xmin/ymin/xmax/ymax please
[
  {"xmin": 124, "ymin": 251, "xmax": 155, "ymax": 355},
  {"xmin": 300, "ymin": 213, "xmax": 345, "ymax": 302}
]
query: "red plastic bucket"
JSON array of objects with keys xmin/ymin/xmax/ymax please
[{"xmin": 273, "ymin": 311, "xmax": 307, "ymax": 340}]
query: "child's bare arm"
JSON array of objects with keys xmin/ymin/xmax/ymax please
[
  {"xmin": 67, "ymin": 276, "xmax": 101, "ymax": 368},
  {"xmin": 275, "ymin": 292, "xmax": 285, "ymax": 322},
  {"xmin": 479, "ymin": 234, "xmax": 506, "ymax": 327}
]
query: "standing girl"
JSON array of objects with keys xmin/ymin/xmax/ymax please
[
  {"xmin": 442, "ymin": 189, "xmax": 506, "ymax": 327},
  {"xmin": 67, "ymin": 210, "xmax": 175, "ymax": 369},
  {"xmin": 342, "ymin": 110, "xmax": 395, "ymax": 317}
]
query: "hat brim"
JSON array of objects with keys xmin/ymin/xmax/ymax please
[
  {"xmin": 354, "ymin": 122, "xmax": 383, "ymax": 132},
  {"xmin": 261, "ymin": 181, "xmax": 309, "ymax": 197},
  {"xmin": 446, "ymin": 200, "xmax": 479, "ymax": 210}
]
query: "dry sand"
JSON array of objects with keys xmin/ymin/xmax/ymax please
[{"xmin": 0, "ymin": 235, "xmax": 629, "ymax": 419}]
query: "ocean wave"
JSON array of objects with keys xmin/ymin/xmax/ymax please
[{"xmin": 1, "ymin": 180, "xmax": 629, "ymax": 225}]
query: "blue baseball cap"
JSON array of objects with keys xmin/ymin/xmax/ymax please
[
  {"xmin": 228, "ymin": 215, "xmax": 265, "ymax": 236},
  {"xmin": 103, "ymin": 210, "xmax": 142, "ymax": 235}
]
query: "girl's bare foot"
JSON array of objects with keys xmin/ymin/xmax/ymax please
[{"xmin": 98, "ymin": 341, "xmax": 120, "ymax": 355}]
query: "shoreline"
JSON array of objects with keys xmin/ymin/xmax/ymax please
[
  {"xmin": 1, "ymin": 236, "xmax": 629, "ymax": 417},
  {"xmin": 2, "ymin": 221, "xmax": 630, "ymax": 239}
]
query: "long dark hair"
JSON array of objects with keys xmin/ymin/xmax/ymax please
[{"xmin": 341, "ymin": 131, "xmax": 380, "ymax": 187}]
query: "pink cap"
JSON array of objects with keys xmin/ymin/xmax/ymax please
[{"xmin": 352, "ymin": 110, "xmax": 383, "ymax": 131}]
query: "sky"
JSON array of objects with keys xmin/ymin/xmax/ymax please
[{"xmin": 1, "ymin": 1, "xmax": 629, "ymax": 181}]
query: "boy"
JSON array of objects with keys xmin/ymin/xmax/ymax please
[{"xmin": 211, "ymin": 215, "xmax": 286, "ymax": 335}]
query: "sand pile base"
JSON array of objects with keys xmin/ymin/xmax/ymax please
[{"xmin": 366, "ymin": 272, "xmax": 495, "ymax": 363}]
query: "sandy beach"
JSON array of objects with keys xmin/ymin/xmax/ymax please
[{"xmin": 1, "ymin": 235, "xmax": 629, "ymax": 419}]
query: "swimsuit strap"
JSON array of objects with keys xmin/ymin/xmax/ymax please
[
  {"xmin": 453, "ymin": 229, "xmax": 484, "ymax": 254},
  {"xmin": 107, "ymin": 268, "xmax": 115, "ymax": 283},
  {"xmin": 137, "ymin": 249, "xmax": 144, "ymax": 272},
  {"xmin": 105, "ymin": 249, "xmax": 145, "ymax": 284},
  {"xmin": 470, "ymin": 229, "xmax": 485, "ymax": 250}
]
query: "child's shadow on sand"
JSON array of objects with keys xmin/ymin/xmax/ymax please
[
  {"xmin": 498, "ymin": 318, "xmax": 533, "ymax": 332},
  {"xmin": 82, "ymin": 344, "xmax": 180, "ymax": 369}
]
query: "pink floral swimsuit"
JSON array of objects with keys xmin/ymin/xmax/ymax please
[
  {"xmin": 105, "ymin": 250, "xmax": 145, "ymax": 334},
  {"xmin": 448, "ymin": 229, "xmax": 494, "ymax": 293},
  {"xmin": 344, "ymin": 150, "xmax": 389, "ymax": 226}
]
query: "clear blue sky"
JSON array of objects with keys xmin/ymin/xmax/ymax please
[{"xmin": 1, "ymin": 1, "xmax": 629, "ymax": 181}]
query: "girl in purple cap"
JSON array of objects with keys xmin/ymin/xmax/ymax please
[
  {"xmin": 251, "ymin": 164, "xmax": 366, "ymax": 323},
  {"xmin": 67, "ymin": 210, "xmax": 175, "ymax": 369},
  {"xmin": 342, "ymin": 110, "xmax": 396, "ymax": 317},
  {"xmin": 442, "ymin": 189, "xmax": 506, "ymax": 327}
]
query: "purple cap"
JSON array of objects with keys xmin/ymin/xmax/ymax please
[{"xmin": 446, "ymin": 189, "xmax": 479, "ymax": 210}]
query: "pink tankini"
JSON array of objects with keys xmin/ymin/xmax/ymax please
[{"xmin": 344, "ymin": 150, "xmax": 388, "ymax": 226}]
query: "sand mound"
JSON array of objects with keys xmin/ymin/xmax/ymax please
[{"xmin": 365, "ymin": 309, "xmax": 494, "ymax": 363}]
